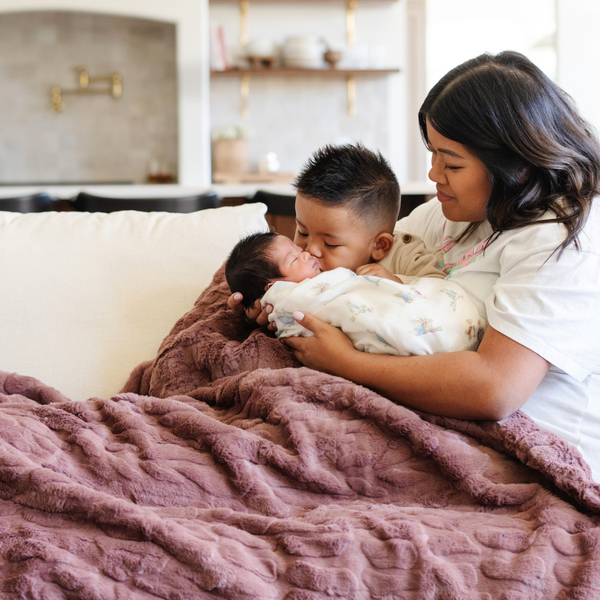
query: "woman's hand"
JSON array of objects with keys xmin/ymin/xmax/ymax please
[
  {"xmin": 282, "ymin": 311, "xmax": 359, "ymax": 375},
  {"xmin": 281, "ymin": 311, "xmax": 551, "ymax": 421},
  {"xmin": 227, "ymin": 293, "xmax": 276, "ymax": 329},
  {"xmin": 356, "ymin": 263, "xmax": 402, "ymax": 283}
]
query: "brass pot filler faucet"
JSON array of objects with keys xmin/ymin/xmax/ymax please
[{"xmin": 51, "ymin": 66, "xmax": 123, "ymax": 114}]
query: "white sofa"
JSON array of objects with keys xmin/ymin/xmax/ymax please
[{"xmin": 0, "ymin": 203, "xmax": 269, "ymax": 401}]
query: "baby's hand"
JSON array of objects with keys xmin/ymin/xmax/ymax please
[{"xmin": 356, "ymin": 263, "xmax": 402, "ymax": 283}]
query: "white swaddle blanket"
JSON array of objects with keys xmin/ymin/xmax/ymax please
[{"xmin": 262, "ymin": 267, "xmax": 486, "ymax": 355}]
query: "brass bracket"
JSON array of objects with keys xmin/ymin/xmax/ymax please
[
  {"xmin": 241, "ymin": 74, "xmax": 250, "ymax": 119},
  {"xmin": 240, "ymin": 0, "xmax": 249, "ymax": 47},
  {"xmin": 346, "ymin": 0, "xmax": 357, "ymax": 116},
  {"xmin": 347, "ymin": 0, "xmax": 357, "ymax": 46},
  {"xmin": 347, "ymin": 75, "xmax": 356, "ymax": 118},
  {"xmin": 51, "ymin": 67, "xmax": 123, "ymax": 113}
]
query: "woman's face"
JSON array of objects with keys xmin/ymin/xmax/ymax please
[{"xmin": 427, "ymin": 120, "xmax": 493, "ymax": 222}]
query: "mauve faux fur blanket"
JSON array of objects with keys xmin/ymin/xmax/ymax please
[{"xmin": 1, "ymin": 265, "xmax": 600, "ymax": 599}]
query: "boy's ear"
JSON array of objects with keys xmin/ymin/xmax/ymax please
[
  {"xmin": 265, "ymin": 282, "xmax": 274, "ymax": 291},
  {"xmin": 371, "ymin": 232, "xmax": 394, "ymax": 261}
]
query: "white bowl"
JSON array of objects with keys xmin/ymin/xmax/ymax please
[
  {"xmin": 284, "ymin": 35, "xmax": 321, "ymax": 46},
  {"xmin": 283, "ymin": 37, "xmax": 324, "ymax": 53},
  {"xmin": 282, "ymin": 49, "xmax": 323, "ymax": 59},
  {"xmin": 247, "ymin": 38, "xmax": 277, "ymax": 57}
]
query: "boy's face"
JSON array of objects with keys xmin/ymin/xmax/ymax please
[
  {"xmin": 271, "ymin": 235, "xmax": 322, "ymax": 284},
  {"xmin": 294, "ymin": 193, "xmax": 378, "ymax": 272}
]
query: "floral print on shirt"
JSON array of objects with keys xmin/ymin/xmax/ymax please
[{"xmin": 434, "ymin": 235, "xmax": 489, "ymax": 277}]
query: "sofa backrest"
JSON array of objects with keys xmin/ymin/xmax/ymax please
[{"xmin": 0, "ymin": 204, "xmax": 269, "ymax": 400}]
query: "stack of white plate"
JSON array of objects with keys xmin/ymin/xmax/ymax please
[{"xmin": 282, "ymin": 36, "xmax": 325, "ymax": 69}]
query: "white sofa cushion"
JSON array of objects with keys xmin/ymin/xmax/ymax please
[{"xmin": 0, "ymin": 204, "xmax": 269, "ymax": 401}]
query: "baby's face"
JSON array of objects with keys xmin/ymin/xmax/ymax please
[
  {"xmin": 272, "ymin": 235, "xmax": 322, "ymax": 283},
  {"xmin": 294, "ymin": 193, "xmax": 376, "ymax": 272}
]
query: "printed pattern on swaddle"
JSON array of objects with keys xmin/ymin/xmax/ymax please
[{"xmin": 262, "ymin": 267, "xmax": 486, "ymax": 355}]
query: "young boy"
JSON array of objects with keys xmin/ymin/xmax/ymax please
[
  {"xmin": 225, "ymin": 231, "xmax": 485, "ymax": 356},
  {"xmin": 229, "ymin": 143, "xmax": 444, "ymax": 323},
  {"xmin": 291, "ymin": 143, "xmax": 443, "ymax": 278}
]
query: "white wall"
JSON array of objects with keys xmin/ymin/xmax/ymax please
[
  {"xmin": 426, "ymin": 0, "xmax": 557, "ymax": 90},
  {"xmin": 556, "ymin": 0, "xmax": 600, "ymax": 134},
  {"xmin": 0, "ymin": 0, "xmax": 211, "ymax": 186},
  {"xmin": 416, "ymin": 0, "xmax": 557, "ymax": 183},
  {"xmin": 419, "ymin": 0, "xmax": 600, "ymax": 157},
  {"xmin": 406, "ymin": 0, "xmax": 426, "ymax": 182}
]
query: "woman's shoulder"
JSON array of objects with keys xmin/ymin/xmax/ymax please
[
  {"xmin": 500, "ymin": 199, "xmax": 600, "ymax": 257},
  {"xmin": 396, "ymin": 196, "xmax": 600, "ymax": 257}
]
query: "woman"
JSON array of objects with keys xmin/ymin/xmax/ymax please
[{"xmin": 283, "ymin": 51, "xmax": 600, "ymax": 481}]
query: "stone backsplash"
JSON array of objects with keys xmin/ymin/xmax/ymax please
[{"xmin": 0, "ymin": 11, "xmax": 178, "ymax": 185}]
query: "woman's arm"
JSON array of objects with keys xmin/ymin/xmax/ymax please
[{"xmin": 283, "ymin": 312, "xmax": 550, "ymax": 421}]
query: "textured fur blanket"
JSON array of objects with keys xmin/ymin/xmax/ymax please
[{"xmin": 1, "ymin": 265, "xmax": 600, "ymax": 599}]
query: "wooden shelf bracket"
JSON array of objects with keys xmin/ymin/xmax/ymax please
[
  {"xmin": 241, "ymin": 73, "xmax": 250, "ymax": 119},
  {"xmin": 346, "ymin": 0, "xmax": 357, "ymax": 46},
  {"xmin": 347, "ymin": 74, "xmax": 356, "ymax": 117},
  {"xmin": 240, "ymin": 0, "xmax": 249, "ymax": 46},
  {"xmin": 346, "ymin": 0, "xmax": 357, "ymax": 115}
]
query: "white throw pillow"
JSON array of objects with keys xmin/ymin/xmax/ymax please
[{"xmin": 0, "ymin": 204, "xmax": 269, "ymax": 401}]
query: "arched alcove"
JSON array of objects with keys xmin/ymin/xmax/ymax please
[{"xmin": 0, "ymin": 0, "xmax": 210, "ymax": 185}]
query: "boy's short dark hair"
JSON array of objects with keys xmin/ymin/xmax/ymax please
[
  {"xmin": 225, "ymin": 231, "xmax": 282, "ymax": 309},
  {"xmin": 293, "ymin": 143, "xmax": 401, "ymax": 233}
]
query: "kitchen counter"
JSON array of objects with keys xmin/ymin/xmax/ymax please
[
  {"xmin": 212, "ymin": 181, "xmax": 436, "ymax": 199},
  {"xmin": 0, "ymin": 181, "xmax": 435, "ymax": 201},
  {"xmin": 0, "ymin": 185, "xmax": 215, "ymax": 201},
  {"xmin": 0, "ymin": 181, "xmax": 435, "ymax": 240}
]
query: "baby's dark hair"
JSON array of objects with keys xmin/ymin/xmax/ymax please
[
  {"xmin": 225, "ymin": 231, "xmax": 282, "ymax": 309},
  {"xmin": 293, "ymin": 143, "xmax": 401, "ymax": 233}
]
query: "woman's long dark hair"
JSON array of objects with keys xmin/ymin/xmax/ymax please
[{"xmin": 419, "ymin": 51, "xmax": 600, "ymax": 255}]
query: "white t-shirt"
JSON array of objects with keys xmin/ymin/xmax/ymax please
[{"xmin": 397, "ymin": 199, "xmax": 600, "ymax": 481}]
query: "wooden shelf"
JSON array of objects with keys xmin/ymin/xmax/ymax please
[
  {"xmin": 209, "ymin": 0, "xmax": 400, "ymax": 117},
  {"xmin": 212, "ymin": 171, "xmax": 295, "ymax": 184},
  {"xmin": 213, "ymin": 67, "xmax": 399, "ymax": 117},
  {"xmin": 211, "ymin": 67, "xmax": 400, "ymax": 77},
  {"xmin": 212, "ymin": 68, "xmax": 400, "ymax": 117}
]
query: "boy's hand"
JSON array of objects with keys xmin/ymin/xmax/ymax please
[
  {"xmin": 227, "ymin": 293, "xmax": 276, "ymax": 329},
  {"xmin": 356, "ymin": 263, "xmax": 402, "ymax": 283}
]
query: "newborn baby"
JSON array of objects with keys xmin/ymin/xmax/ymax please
[{"xmin": 226, "ymin": 231, "xmax": 485, "ymax": 356}]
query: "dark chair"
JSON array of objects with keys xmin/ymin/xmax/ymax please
[
  {"xmin": 249, "ymin": 190, "xmax": 296, "ymax": 239},
  {"xmin": 249, "ymin": 190, "xmax": 296, "ymax": 216},
  {"xmin": 0, "ymin": 192, "xmax": 55, "ymax": 212},
  {"xmin": 72, "ymin": 191, "xmax": 221, "ymax": 213}
]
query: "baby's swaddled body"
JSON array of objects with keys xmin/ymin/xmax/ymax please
[{"xmin": 263, "ymin": 267, "xmax": 486, "ymax": 356}]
